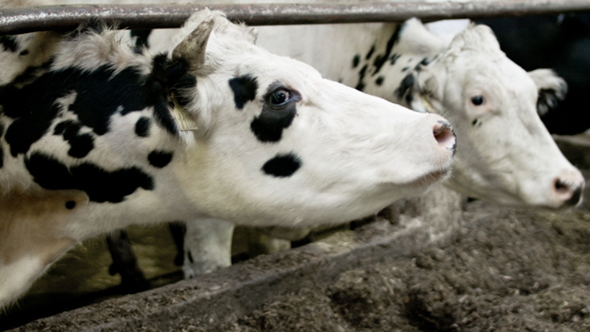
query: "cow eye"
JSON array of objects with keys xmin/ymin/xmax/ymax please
[
  {"xmin": 270, "ymin": 89, "xmax": 291, "ymax": 106},
  {"xmin": 471, "ymin": 95, "xmax": 485, "ymax": 106}
]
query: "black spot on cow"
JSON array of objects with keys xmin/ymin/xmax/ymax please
[
  {"xmin": 372, "ymin": 24, "xmax": 403, "ymax": 76},
  {"xmin": 402, "ymin": 67, "xmax": 410, "ymax": 72},
  {"xmin": 375, "ymin": 76, "xmax": 385, "ymax": 86},
  {"xmin": 148, "ymin": 150, "xmax": 174, "ymax": 168},
  {"xmin": 135, "ymin": 117, "xmax": 151, "ymax": 137},
  {"xmin": 250, "ymin": 82, "xmax": 300, "ymax": 143},
  {"xmin": 25, "ymin": 152, "xmax": 154, "ymax": 203},
  {"xmin": 262, "ymin": 153, "xmax": 302, "ymax": 177},
  {"xmin": 366, "ymin": 44, "xmax": 376, "ymax": 59},
  {"xmin": 395, "ymin": 74, "xmax": 416, "ymax": 104},
  {"xmin": 420, "ymin": 57, "xmax": 430, "ymax": 66},
  {"xmin": 229, "ymin": 75, "xmax": 258, "ymax": 110},
  {"xmin": 67, "ymin": 134, "xmax": 94, "ymax": 158},
  {"xmin": 56, "ymin": 121, "xmax": 95, "ymax": 158},
  {"xmin": 472, "ymin": 118, "xmax": 478, "ymax": 126},
  {"xmin": 130, "ymin": 29, "xmax": 152, "ymax": 53},
  {"xmin": 0, "ymin": 36, "xmax": 18, "ymax": 52},
  {"xmin": 352, "ymin": 54, "xmax": 361, "ymax": 68},
  {"xmin": 390, "ymin": 53, "xmax": 401, "ymax": 65},
  {"xmin": 145, "ymin": 54, "xmax": 193, "ymax": 136},
  {"xmin": 355, "ymin": 64, "xmax": 368, "ymax": 91}
]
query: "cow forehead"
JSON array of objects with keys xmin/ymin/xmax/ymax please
[
  {"xmin": 448, "ymin": 51, "xmax": 536, "ymax": 95},
  {"xmin": 234, "ymin": 53, "xmax": 322, "ymax": 90}
]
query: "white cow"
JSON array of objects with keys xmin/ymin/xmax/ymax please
[
  {"xmin": 149, "ymin": 18, "xmax": 585, "ymax": 277},
  {"xmin": 0, "ymin": 11, "xmax": 455, "ymax": 307}
]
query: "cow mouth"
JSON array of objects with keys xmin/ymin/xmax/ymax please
[{"xmin": 406, "ymin": 167, "xmax": 452, "ymax": 188}]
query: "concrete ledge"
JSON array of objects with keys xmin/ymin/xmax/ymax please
[{"xmin": 8, "ymin": 216, "xmax": 448, "ymax": 332}]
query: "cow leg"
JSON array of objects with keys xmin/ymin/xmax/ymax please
[
  {"xmin": 106, "ymin": 230, "xmax": 150, "ymax": 293},
  {"xmin": 246, "ymin": 228, "xmax": 291, "ymax": 257},
  {"xmin": 182, "ymin": 218, "xmax": 234, "ymax": 279},
  {"xmin": 168, "ymin": 222, "xmax": 187, "ymax": 267}
]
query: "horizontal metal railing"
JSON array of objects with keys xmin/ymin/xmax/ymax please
[{"xmin": 1, "ymin": 0, "xmax": 590, "ymax": 35}]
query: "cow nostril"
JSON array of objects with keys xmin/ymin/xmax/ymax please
[
  {"xmin": 555, "ymin": 179, "xmax": 570, "ymax": 194},
  {"xmin": 554, "ymin": 178, "xmax": 584, "ymax": 206},
  {"xmin": 433, "ymin": 121, "xmax": 456, "ymax": 152}
]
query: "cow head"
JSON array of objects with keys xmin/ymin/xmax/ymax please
[
  {"xmin": 166, "ymin": 11, "xmax": 456, "ymax": 226},
  {"xmin": 402, "ymin": 21, "xmax": 584, "ymax": 208}
]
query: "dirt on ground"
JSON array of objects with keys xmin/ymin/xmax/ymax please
[{"xmin": 182, "ymin": 202, "xmax": 590, "ymax": 332}]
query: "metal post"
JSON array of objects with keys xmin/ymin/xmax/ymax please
[{"xmin": 2, "ymin": 1, "xmax": 590, "ymax": 35}]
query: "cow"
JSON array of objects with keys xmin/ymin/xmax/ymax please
[
  {"xmin": 0, "ymin": 10, "xmax": 456, "ymax": 307},
  {"xmin": 145, "ymin": 17, "xmax": 585, "ymax": 278}
]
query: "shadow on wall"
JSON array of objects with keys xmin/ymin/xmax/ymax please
[{"xmin": 478, "ymin": 13, "xmax": 590, "ymax": 135}]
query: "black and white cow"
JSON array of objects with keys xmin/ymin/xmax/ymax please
[
  {"xmin": 147, "ymin": 17, "xmax": 586, "ymax": 277},
  {"xmin": 0, "ymin": 11, "xmax": 456, "ymax": 307}
]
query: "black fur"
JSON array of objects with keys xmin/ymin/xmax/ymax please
[
  {"xmin": 390, "ymin": 53, "xmax": 401, "ymax": 65},
  {"xmin": 0, "ymin": 36, "xmax": 18, "ymax": 52},
  {"xmin": 372, "ymin": 24, "xmax": 403, "ymax": 76},
  {"xmin": 375, "ymin": 76, "xmax": 385, "ymax": 86},
  {"xmin": 229, "ymin": 75, "xmax": 258, "ymax": 110},
  {"xmin": 365, "ymin": 44, "xmax": 375, "ymax": 60},
  {"xmin": 262, "ymin": 153, "xmax": 302, "ymax": 177},
  {"xmin": 355, "ymin": 64, "xmax": 368, "ymax": 91},
  {"xmin": 135, "ymin": 117, "xmax": 151, "ymax": 137},
  {"xmin": 25, "ymin": 152, "xmax": 154, "ymax": 203},
  {"xmin": 395, "ymin": 74, "xmax": 416, "ymax": 105},
  {"xmin": 62, "ymin": 122, "xmax": 94, "ymax": 158},
  {"xmin": 145, "ymin": 54, "xmax": 194, "ymax": 136},
  {"xmin": 130, "ymin": 29, "xmax": 152, "ymax": 53},
  {"xmin": 352, "ymin": 54, "xmax": 361, "ymax": 68},
  {"xmin": 148, "ymin": 150, "xmax": 174, "ymax": 168}
]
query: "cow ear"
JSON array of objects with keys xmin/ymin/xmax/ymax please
[
  {"xmin": 172, "ymin": 14, "xmax": 215, "ymax": 72},
  {"xmin": 528, "ymin": 69, "xmax": 567, "ymax": 116}
]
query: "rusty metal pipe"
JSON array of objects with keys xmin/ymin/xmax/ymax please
[{"xmin": 1, "ymin": 1, "xmax": 590, "ymax": 35}]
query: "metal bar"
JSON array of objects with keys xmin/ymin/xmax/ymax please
[{"xmin": 2, "ymin": 1, "xmax": 590, "ymax": 35}]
